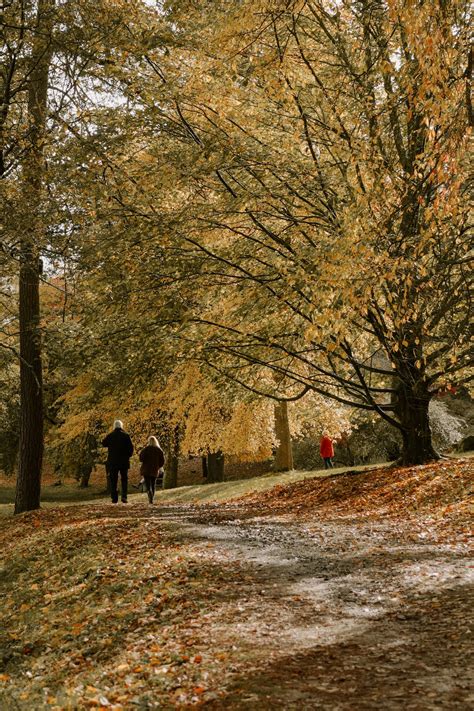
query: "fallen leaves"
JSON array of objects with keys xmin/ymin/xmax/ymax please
[
  {"xmin": 228, "ymin": 458, "xmax": 474, "ymax": 542},
  {"xmin": 0, "ymin": 459, "xmax": 472, "ymax": 708},
  {"xmin": 0, "ymin": 504, "xmax": 242, "ymax": 708}
]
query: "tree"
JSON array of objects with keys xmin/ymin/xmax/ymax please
[
  {"xmin": 14, "ymin": 0, "xmax": 54, "ymax": 513},
  {"xmin": 273, "ymin": 401, "xmax": 293, "ymax": 472},
  {"xmin": 9, "ymin": 0, "xmax": 468, "ymax": 482},
  {"xmin": 162, "ymin": 0, "xmax": 472, "ymax": 465},
  {"xmin": 1, "ymin": 0, "xmax": 169, "ymax": 510}
]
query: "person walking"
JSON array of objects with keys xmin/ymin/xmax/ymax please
[
  {"xmin": 102, "ymin": 420, "xmax": 134, "ymax": 503},
  {"xmin": 320, "ymin": 430, "xmax": 334, "ymax": 469},
  {"xmin": 139, "ymin": 436, "xmax": 165, "ymax": 504}
]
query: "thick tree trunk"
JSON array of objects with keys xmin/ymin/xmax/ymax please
[
  {"xmin": 14, "ymin": 0, "xmax": 54, "ymax": 514},
  {"xmin": 202, "ymin": 455, "xmax": 208, "ymax": 479},
  {"xmin": 273, "ymin": 401, "xmax": 293, "ymax": 471},
  {"xmin": 15, "ymin": 251, "xmax": 44, "ymax": 512},
  {"xmin": 207, "ymin": 451, "xmax": 224, "ymax": 483},
  {"xmin": 163, "ymin": 426, "xmax": 180, "ymax": 489},
  {"xmin": 394, "ymin": 382, "xmax": 439, "ymax": 465}
]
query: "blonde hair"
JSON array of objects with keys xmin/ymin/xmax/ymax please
[
  {"xmin": 322, "ymin": 430, "xmax": 330, "ymax": 437},
  {"xmin": 148, "ymin": 436, "xmax": 160, "ymax": 447}
]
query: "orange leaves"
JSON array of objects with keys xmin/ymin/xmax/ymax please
[{"xmin": 238, "ymin": 459, "xmax": 474, "ymax": 538}]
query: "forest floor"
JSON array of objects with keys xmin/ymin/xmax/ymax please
[{"xmin": 0, "ymin": 458, "xmax": 472, "ymax": 710}]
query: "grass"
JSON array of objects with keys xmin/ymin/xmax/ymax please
[
  {"xmin": 2, "ymin": 453, "xmax": 471, "ymax": 516},
  {"xmin": 155, "ymin": 461, "xmax": 390, "ymax": 504},
  {"xmin": 1, "ymin": 457, "xmax": 471, "ymax": 709},
  {"xmin": 153, "ymin": 452, "xmax": 472, "ymax": 505},
  {"xmin": 0, "ymin": 461, "xmax": 391, "ymax": 516},
  {"xmin": 0, "ymin": 481, "xmax": 107, "ymax": 517},
  {"xmin": 0, "ymin": 503, "xmax": 246, "ymax": 708}
]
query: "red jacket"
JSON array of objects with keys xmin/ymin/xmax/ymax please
[{"xmin": 320, "ymin": 436, "xmax": 334, "ymax": 458}]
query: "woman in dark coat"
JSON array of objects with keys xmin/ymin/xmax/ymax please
[{"xmin": 139, "ymin": 436, "xmax": 165, "ymax": 504}]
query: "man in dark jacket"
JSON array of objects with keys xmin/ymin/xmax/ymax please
[{"xmin": 102, "ymin": 420, "xmax": 134, "ymax": 503}]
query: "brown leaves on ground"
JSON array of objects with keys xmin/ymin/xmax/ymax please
[
  {"xmin": 0, "ymin": 505, "xmax": 246, "ymax": 709},
  {"xmin": 227, "ymin": 458, "xmax": 473, "ymax": 540},
  {"xmin": 0, "ymin": 459, "xmax": 472, "ymax": 709}
]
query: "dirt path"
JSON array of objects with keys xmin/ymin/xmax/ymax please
[
  {"xmin": 156, "ymin": 504, "xmax": 473, "ymax": 710},
  {"xmin": 1, "ymin": 493, "xmax": 472, "ymax": 709}
]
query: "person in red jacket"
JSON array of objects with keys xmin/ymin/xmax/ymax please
[{"xmin": 320, "ymin": 431, "xmax": 334, "ymax": 469}]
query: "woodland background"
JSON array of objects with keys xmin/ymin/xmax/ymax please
[{"xmin": 0, "ymin": 0, "xmax": 472, "ymax": 511}]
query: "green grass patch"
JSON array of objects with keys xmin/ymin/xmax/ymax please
[
  {"xmin": 155, "ymin": 461, "xmax": 389, "ymax": 504},
  {"xmin": 0, "ymin": 505, "xmax": 248, "ymax": 708},
  {"xmin": 0, "ymin": 482, "xmax": 107, "ymax": 517},
  {"xmin": 0, "ymin": 462, "xmax": 392, "ymax": 517}
]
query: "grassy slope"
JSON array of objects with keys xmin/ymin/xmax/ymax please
[
  {"xmin": 157, "ymin": 455, "xmax": 472, "ymax": 506},
  {"xmin": 0, "ymin": 482, "xmax": 107, "ymax": 517},
  {"xmin": 0, "ymin": 462, "xmax": 388, "ymax": 517},
  {"xmin": 149, "ymin": 462, "xmax": 389, "ymax": 503},
  {"xmin": 1, "ymin": 453, "xmax": 472, "ymax": 516}
]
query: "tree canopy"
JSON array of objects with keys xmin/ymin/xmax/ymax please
[{"xmin": 0, "ymin": 0, "xmax": 472, "ymax": 510}]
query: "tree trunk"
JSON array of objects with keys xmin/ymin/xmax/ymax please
[
  {"xmin": 340, "ymin": 434, "xmax": 355, "ymax": 467},
  {"xmin": 15, "ymin": 0, "xmax": 54, "ymax": 514},
  {"xmin": 202, "ymin": 455, "xmax": 208, "ymax": 478},
  {"xmin": 15, "ymin": 251, "xmax": 44, "ymax": 513},
  {"xmin": 273, "ymin": 401, "xmax": 293, "ymax": 471},
  {"xmin": 163, "ymin": 426, "xmax": 180, "ymax": 489},
  {"xmin": 207, "ymin": 451, "xmax": 224, "ymax": 483},
  {"xmin": 394, "ymin": 382, "xmax": 439, "ymax": 465},
  {"xmin": 79, "ymin": 466, "xmax": 92, "ymax": 488}
]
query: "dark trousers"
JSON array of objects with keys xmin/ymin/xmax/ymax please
[
  {"xmin": 144, "ymin": 475, "xmax": 156, "ymax": 503},
  {"xmin": 109, "ymin": 467, "xmax": 128, "ymax": 502},
  {"xmin": 323, "ymin": 457, "xmax": 334, "ymax": 469}
]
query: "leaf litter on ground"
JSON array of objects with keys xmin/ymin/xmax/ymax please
[{"xmin": 0, "ymin": 458, "xmax": 472, "ymax": 709}]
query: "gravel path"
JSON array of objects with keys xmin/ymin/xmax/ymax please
[{"xmin": 158, "ymin": 505, "xmax": 473, "ymax": 710}]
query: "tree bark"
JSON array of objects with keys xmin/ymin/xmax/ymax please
[
  {"xmin": 394, "ymin": 381, "xmax": 439, "ymax": 465},
  {"xmin": 15, "ymin": 0, "xmax": 55, "ymax": 514},
  {"xmin": 79, "ymin": 466, "xmax": 92, "ymax": 488},
  {"xmin": 15, "ymin": 249, "xmax": 44, "ymax": 513},
  {"xmin": 273, "ymin": 401, "xmax": 293, "ymax": 471},
  {"xmin": 202, "ymin": 455, "xmax": 208, "ymax": 478},
  {"xmin": 207, "ymin": 451, "xmax": 224, "ymax": 483},
  {"xmin": 163, "ymin": 426, "xmax": 179, "ymax": 489}
]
